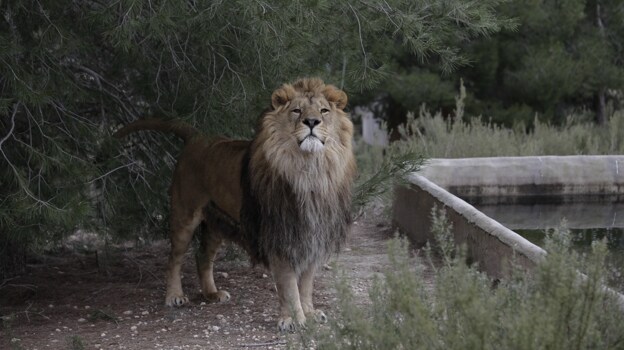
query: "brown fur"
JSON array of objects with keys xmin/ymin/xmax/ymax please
[{"xmin": 114, "ymin": 78, "xmax": 356, "ymax": 331}]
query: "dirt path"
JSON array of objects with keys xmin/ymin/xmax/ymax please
[{"xmin": 0, "ymin": 213, "xmax": 430, "ymax": 349}]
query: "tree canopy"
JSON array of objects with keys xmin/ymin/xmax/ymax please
[
  {"xmin": 0, "ymin": 0, "xmax": 513, "ymax": 276},
  {"xmin": 380, "ymin": 0, "xmax": 624, "ymax": 127}
]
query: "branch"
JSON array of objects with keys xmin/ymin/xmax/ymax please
[
  {"xmin": 239, "ymin": 340, "xmax": 287, "ymax": 348},
  {"xmin": 348, "ymin": 4, "xmax": 368, "ymax": 65},
  {"xmin": 88, "ymin": 161, "xmax": 137, "ymax": 184},
  {"xmin": 74, "ymin": 64, "xmax": 141, "ymax": 118},
  {"xmin": 0, "ymin": 104, "xmax": 66, "ymax": 212},
  {"xmin": 0, "ymin": 102, "xmax": 19, "ymax": 150}
]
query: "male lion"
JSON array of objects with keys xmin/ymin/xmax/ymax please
[{"xmin": 114, "ymin": 78, "xmax": 356, "ymax": 331}]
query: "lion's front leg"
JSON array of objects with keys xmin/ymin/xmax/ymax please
[
  {"xmin": 299, "ymin": 264, "xmax": 327, "ymax": 323},
  {"xmin": 270, "ymin": 259, "xmax": 306, "ymax": 332}
]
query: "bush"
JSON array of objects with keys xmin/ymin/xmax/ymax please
[
  {"xmin": 394, "ymin": 82, "xmax": 624, "ymax": 158},
  {"xmin": 305, "ymin": 209, "xmax": 624, "ymax": 350}
]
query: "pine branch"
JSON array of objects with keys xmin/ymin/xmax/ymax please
[{"xmin": 352, "ymin": 150, "xmax": 424, "ymax": 211}]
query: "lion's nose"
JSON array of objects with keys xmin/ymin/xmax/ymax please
[{"xmin": 303, "ymin": 118, "xmax": 321, "ymax": 130}]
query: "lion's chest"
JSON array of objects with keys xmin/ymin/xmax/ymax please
[
  {"xmin": 256, "ymin": 178, "xmax": 348, "ymax": 268},
  {"xmin": 242, "ymin": 150, "xmax": 351, "ymax": 271}
]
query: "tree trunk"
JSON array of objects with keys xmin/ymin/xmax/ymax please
[
  {"xmin": 596, "ymin": 89, "xmax": 607, "ymax": 125},
  {"xmin": 595, "ymin": 2, "xmax": 607, "ymax": 125}
]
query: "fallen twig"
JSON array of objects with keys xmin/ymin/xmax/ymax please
[{"xmin": 239, "ymin": 340, "xmax": 287, "ymax": 348}]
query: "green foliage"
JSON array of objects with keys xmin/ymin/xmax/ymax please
[
  {"xmin": 381, "ymin": 0, "xmax": 624, "ymax": 126},
  {"xmin": 0, "ymin": 0, "xmax": 510, "ymax": 277},
  {"xmin": 428, "ymin": 206, "xmax": 457, "ymax": 265},
  {"xmin": 306, "ymin": 211, "xmax": 624, "ymax": 349},
  {"xmin": 396, "ymin": 82, "xmax": 624, "ymax": 158},
  {"xmin": 490, "ymin": 0, "xmax": 624, "ymax": 124},
  {"xmin": 384, "ymin": 70, "xmax": 457, "ymax": 114},
  {"xmin": 352, "ymin": 145, "xmax": 424, "ymax": 212},
  {"xmin": 407, "ymin": 110, "xmax": 624, "ymax": 158},
  {"xmin": 507, "ymin": 44, "xmax": 584, "ymax": 108},
  {"xmin": 67, "ymin": 335, "xmax": 86, "ymax": 350}
]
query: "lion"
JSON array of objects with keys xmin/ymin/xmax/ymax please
[{"xmin": 114, "ymin": 78, "xmax": 356, "ymax": 331}]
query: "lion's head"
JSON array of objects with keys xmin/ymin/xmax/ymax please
[
  {"xmin": 269, "ymin": 78, "xmax": 350, "ymax": 154},
  {"xmin": 250, "ymin": 78, "xmax": 356, "ymax": 198}
]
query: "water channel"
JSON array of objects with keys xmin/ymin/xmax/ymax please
[{"xmin": 472, "ymin": 198, "xmax": 624, "ymax": 291}]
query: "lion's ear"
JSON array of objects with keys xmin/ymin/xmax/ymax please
[
  {"xmin": 271, "ymin": 84, "xmax": 295, "ymax": 110},
  {"xmin": 323, "ymin": 85, "xmax": 348, "ymax": 110}
]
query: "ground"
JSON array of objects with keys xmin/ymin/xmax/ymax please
[{"xmin": 0, "ymin": 211, "xmax": 433, "ymax": 349}]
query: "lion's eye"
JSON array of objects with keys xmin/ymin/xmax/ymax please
[
  {"xmin": 321, "ymin": 108, "xmax": 330, "ymax": 114},
  {"xmin": 292, "ymin": 108, "xmax": 302, "ymax": 114}
]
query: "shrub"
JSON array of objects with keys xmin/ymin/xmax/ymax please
[
  {"xmin": 394, "ymin": 82, "xmax": 624, "ymax": 158},
  {"xmin": 306, "ymin": 209, "xmax": 624, "ymax": 350}
]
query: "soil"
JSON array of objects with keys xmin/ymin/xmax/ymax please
[{"xmin": 0, "ymin": 211, "xmax": 434, "ymax": 350}]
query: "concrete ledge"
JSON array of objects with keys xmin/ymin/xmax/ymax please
[{"xmin": 420, "ymin": 156, "xmax": 624, "ymax": 200}]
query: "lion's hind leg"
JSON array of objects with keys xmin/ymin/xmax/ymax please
[
  {"xmin": 196, "ymin": 223, "xmax": 231, "ymax": 303},
  {"xmin": 165, "ymin": 208, "xmax": 203, "ymax": 307}
]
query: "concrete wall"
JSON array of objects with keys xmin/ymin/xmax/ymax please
[
  {"xmin": 394, "ymin": 174, "xmax": 545, "ymax": 280},
  {"xmin": 393, "ymin": 156, "xmax": 624, "ymax": 306}
]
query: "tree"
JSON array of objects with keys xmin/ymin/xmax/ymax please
[
  {"xmin": 493, "ymin": 0, "xmax": 621, "ymax": 124},
  {"xmin": 377, "ymin": 0, "xmax": 624, "ymax": 128},
  {"xmin": 468, "ymin": 0, "xmax": 624, "ymax": 125},
  {"xmin": 0, "ymin": 0, "xmax": 512, "ymax": 277}
]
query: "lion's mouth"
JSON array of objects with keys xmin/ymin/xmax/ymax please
[{"xmin": 298, "ymin": 135, "xmax": 325, "ymax": 153}]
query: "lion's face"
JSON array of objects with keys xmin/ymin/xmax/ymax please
[
  {"xmin": 251, "ymin": 78, "xmax": 355, "ymax": 196},
  {"xmin": 261, "ymin": 78, "xmax": 351, "ymax": 155},
  {"xmin": 292, "ymin": 96, "xmax": 330, "ymax": 153},
  {"xmin": 285, "ymin": 94, "xmax": 342, "ymax": 153}
]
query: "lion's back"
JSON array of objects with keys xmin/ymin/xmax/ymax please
[{"xmin": 176, "ymin": 137, "xmax": 250, "ymax": 222}]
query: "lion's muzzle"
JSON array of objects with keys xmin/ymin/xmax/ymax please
[
  {"xmin": 298, "ymin": 117, "xmax": 325, "ymax": 153},
  {"xmin": 299, "ymin": 135, "xmax": 324, "ymax": 153}
]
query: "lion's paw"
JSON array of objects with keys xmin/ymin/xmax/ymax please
[
  {"xmin": 165, "ymin": 294, "xmax": 189, "ymax": 307},
  {"xmin": 204, "ymin": 290, "xmax": 231, "ymax": 303},
  {"xmin": 277, "ymin": 316, "xmax": 305, "ymax": 332}
]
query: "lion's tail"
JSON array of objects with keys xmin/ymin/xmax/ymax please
[{"xmin": 113, "ymin": 119, "xmax": 198, "ymax": 143}]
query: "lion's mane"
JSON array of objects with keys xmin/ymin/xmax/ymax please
[{"xmin": 239, "ymin": 78, "xmax": 357, "ymax": 273}]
